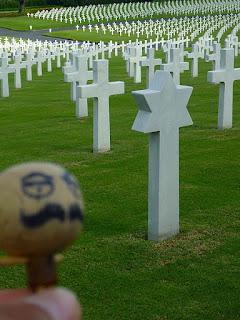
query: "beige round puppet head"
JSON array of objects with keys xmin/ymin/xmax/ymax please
[{"xmin": 0, "ymin": 162, "xmax": 84, "ymax": 257}]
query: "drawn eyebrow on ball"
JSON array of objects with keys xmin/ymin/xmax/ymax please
[{"xmin": 20, "ymin": 203, "xmax": 65, "ymax": 228}]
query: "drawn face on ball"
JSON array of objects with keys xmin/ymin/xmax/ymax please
[{"xmin": 0, "ymin": 163, "xmax": 84, "ymax": 257}]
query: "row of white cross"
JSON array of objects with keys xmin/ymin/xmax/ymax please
[
  {"xmin": 80, "ymin": 13, "xmax": 238, "ymax": 42},
  {"xmin": 1, "ymin": 31, "xmax": 239, "ymax": 132},
  {"xmin": 0, "ymin": 47, "xmax": 66, "ymax": 97},
  {"xmin": 29, "ymin": 0, "xmax": 240, "ymax": 25},
  {"xmin": 0, "ymin": 35, "xmax": 190, "ymax": 98}
]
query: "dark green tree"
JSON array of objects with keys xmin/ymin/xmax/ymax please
[{"xmin": 19, "ymin": 0, "xmax": 26, "ymax": 13}]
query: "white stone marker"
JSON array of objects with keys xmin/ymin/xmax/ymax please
[
  {"xmin": 206, "ymin": 42, "xmax": 221, "ymax": 70},
  {"xmin": 25, "ymin": 52, "xmax": 35, "ymax": 81},
  {"xmin": 140, "ymin": 48, "xmax": 162, "ymax": 88},
  {"xmin": 65, "ymin": 55, "xmax": 93, "ymax": 118},
  {"xmin": 12, "ymin": 54, "xmax": 26, "ymax": 89},
  {"xmin": 132, "ymin": 71, "xmax": 193, "ymax": 241},
  {"xmin": 129, "ymin": 46, "xmax": 145, "ymax": 83},
  {"xmin": 62, "ymin": 53, "xmax": 78, "ymax": 101},
  {"xmin": 0, "ymin": 55, "xmax": 14, "ymax": 97},
  {"xmin": 36, "ymin": 51, "xmax": 44, "ymax": 77},
  {"xmin": 161, "ymin": 48, "xmax": 189, "ymax": 85},
  {"xmin": 208, "ymin": 48, "xmax": 240, "ymax": 129},
  {"xmin": 46, "ymin": 50, "xmax": 53, "ymax": 72},
  {"xmin": 78, "ymin": 60, "xmax": 125, "ymax": 153},
  {"xmin": 187, "ymin": 43, "xmax": 204, "ymax": 78},
  {"xmin": 124, "ymin": 46, "xmax": 135, "ymax": 77}
]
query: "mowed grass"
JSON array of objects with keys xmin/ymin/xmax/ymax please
[
  {"xmin": 0, "ymin": 16, "xmax": 73, "ymax": 30},
  {"xmin": 0, "ymin": 50, "xmax": 239, "ymax": 320}
]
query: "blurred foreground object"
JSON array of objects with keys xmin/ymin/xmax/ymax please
[{"xmin": 0, "ymin": 162, "xmax": 84, "ymax": 291}]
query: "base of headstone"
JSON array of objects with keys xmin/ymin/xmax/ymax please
[
  {"xmin": 93, "ymin": 97, "xmax": 110, "ymax": 153},
  {"xmin": 71, "ymin": 82, "xmax": 77, "ymax": 101},
  {"xmin": 148, "ymin": 229, "xmax": 179, "ymax": 241},
  {"xmin": 218, "ymin": 82, "xmax": 233, "ymax": 129},
  {"xmin": 76, "ymin": 98, "xmax": 88, "ymax": 118},
  {"xmin": 148, "ymin": 131, "xmax": 180, "ymax": 241}
]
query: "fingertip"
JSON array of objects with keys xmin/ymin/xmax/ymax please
[
  {"xmin": 24, "ymin": 287, "xmax": 82, "ymax": 320},
  {"xmin": 0, "ymin": 289, "xmax": 31, "ymax": 303}
]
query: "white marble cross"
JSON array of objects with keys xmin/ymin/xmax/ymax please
[
  {"xmin": 161, "ymin": 48, "xmax": 189, "ymax": 85},
  {"xmin": 36, "ymin": 50, "xmax": 45, "ymax": 76},
  {"xmin": 187, "ymin": 43, "xmax": 204, "ymax": 77},
  {"xmin": 11, "ymin": 54, "xmax": 26, "ymax": 89},
  {"xmin": 208, "ymin": 48, "xmax": 240, "ymax": 129},
  {"xmin": 129, "ymin": 46, "xmax": 146, "ymax": 83},
  {"xmin": 124, "ymin": 46, "xmax": 135, "ymax": 77},
  {"xmin": 0, "ymin": 55, "xmax": 14, "ymax": 97},
  {"xmin": 205, "ymin": 42, "xmax": 221, "ymax": 70},
  {"xmin": 55, "ymin": 48, "xmax": 62, "ymax": 68},
  {"xmin": 140, "ymin": 48, "xmax": 162, "ymax": 88},
  {"xmin": 24, "ymin": 51, "xmax": 36, "ymax": 81},
  {"xmin": 46, "ymin": 50, "xmax": 54, "ymax": 72},
  {"xmin": 132, "ymin": 71, "xmax": 193, "ymax": 241},
  {"xmin": 78, "ymin": 60, "xmax": 125, "ymax": 152},
  {"xmin": 65, "ymin": 55, "xmax": 93, "ymax": 118},
  {"xmin": 62, "ymin": 53, "xmax": 78, "ymax": 101}
]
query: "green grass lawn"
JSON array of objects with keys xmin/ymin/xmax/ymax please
[
  {"xmin": 0, "ymin": 46, "xmax": 239, "ymax": 319},
  {"xmin": 0, "ymin": 16, "xmax": 74, "ymax": 30}
]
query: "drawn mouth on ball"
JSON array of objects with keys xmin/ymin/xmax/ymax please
[
  {"xmin": 20, "ymin": 203, "xmax": 65, "ymax": 228},
  {"xmin": 20, "ymin": 203, "xmax": 83, "ymax": 228}
]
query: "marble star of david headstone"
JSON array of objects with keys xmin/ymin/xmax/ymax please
[
  {"xmin": 78, "ymin": 59, "xmax": 125, "ymax": 153},
  {"xmin": 132, "ymin": 70, "xmax": 193, "ymax": 241},
  {"xmin": 208, "ymin": 48, "xmax": 240, "ymax": 129},
  {"xmin": 140, "ymin": 48, "xmax": 162, "ymax": 88},
  {"xmin": 161, "ymin": 48, "xmax": 189, "ymax": 85}
]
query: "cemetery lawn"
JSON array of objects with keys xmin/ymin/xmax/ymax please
[
  {"xmin": 0, "ymin": 55, "xmax": 239, "ymax": 320},
  {"xmin": 0, "ymin": 16, "xmax": 74, "ymax": 30}
]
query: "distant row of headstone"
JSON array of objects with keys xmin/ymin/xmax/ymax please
[
  {"xmin": 29, "ymin": 0, "xmax": 240, "ymax": 25},
  {"xmin": 76, "ymin": 13, "xmax": 238, "ymax": 43}
]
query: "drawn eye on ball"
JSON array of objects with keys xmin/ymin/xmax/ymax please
[{"xmin": 21, "ymin": 172, "xmax": 54, "ymax": 200}]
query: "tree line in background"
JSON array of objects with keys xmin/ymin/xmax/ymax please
[{"xmin": 0, "ymin": 0, "xmax": 152, "ymax": 13}]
